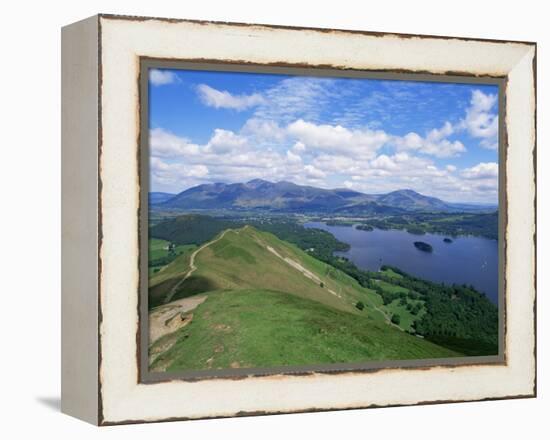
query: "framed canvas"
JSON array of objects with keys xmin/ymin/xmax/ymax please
[{"xmin": 61, "ymin": 14, "xmax": 537, "ymax": 425}]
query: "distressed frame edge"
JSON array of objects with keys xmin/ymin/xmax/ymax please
[
  {"xmin": 92, "ymin": 15, "xmax": 536, "ymax": 425},
  {"xmin": 100, "ymin": 393, "xmax": 536, "ymax": 427},
  {"xmin": 97, "ymin": 12, "xmax": 537, "ymax": 47},
  {"xmin": 532, "ymin": 44, "xmax": 538, "ymax": 400},
  {"xmin": 502, "ymin": 44, "xmax": 537, "ymax": 401},
  {"xmin": 137, "ymin": 59, "xmax": 507, "ymax": 385},
  {"xmin": 61, "ymin": 14, "xmax": 101, "ymax": 425}
]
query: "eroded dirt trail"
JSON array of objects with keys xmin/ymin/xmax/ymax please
[
  {"xmin": 163, "ymin": 229, "xmax": 232, "ymax": 304},
  {"xmin": 149, "ymin": 295, "xmax": 208, "ymax": 368},
  {"xmin": 150, "ymin": 295, "xmax": 207, "ymax": 344},
  {"xmin": 258, "ymin": 240, "xmax": 342, "ymax": 299}
]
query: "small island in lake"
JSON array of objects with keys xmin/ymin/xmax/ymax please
[
  {"xmin": 356, "ymin": 224, "xmax": 374, "ymax": 231},
  {"xmin": 414, "ymin": 241, "xmax": 433, "ymax": 252},
  {"xmin": 443, "ymin": 237, "xmax": 453, "ymax": 243}
]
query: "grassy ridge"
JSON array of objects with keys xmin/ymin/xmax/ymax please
[
  {"xmin": 168, "ymin": 226, "xmax": 385, "ymax": 318},
  {"xmin": 150, "ymin": 289, "xmax": 459, "ymax": 372},
  {"xmin": 148, "ymin": 245, "xmax": 197, "ymax": 307}
]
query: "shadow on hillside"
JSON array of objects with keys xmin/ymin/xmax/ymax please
[{"xmin": 173, "ymin": 275, "xmax": 218, "ymax": 300}]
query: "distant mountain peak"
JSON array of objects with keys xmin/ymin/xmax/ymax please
[
  {"xmin": 246, "ymin": 178, "xmax": 271, "ymax": 185},
  {"xmin": 388, "ymin": 189, "xmax": 420, "ymax": 195},
  {"xmin": 154, "ymin": 181, "xmax": 491, "ymax": 214}
]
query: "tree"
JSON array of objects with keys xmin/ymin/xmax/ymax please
[
  {"xmin": 355, "ymin": 301, "xmax": 365, "ymax": 311},
  {"xmin": 391, "ymin": 314, "xmax": 401, "ymax": 325}
]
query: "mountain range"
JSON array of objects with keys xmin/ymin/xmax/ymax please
[
  {"xmin": 150, "ymin": 179, "xmax": 495, "ymax": 214},
  {"xmin": 149, "ymin": 192, "xmax": 177, "ymax": 205}
]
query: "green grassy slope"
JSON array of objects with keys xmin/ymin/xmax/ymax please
[
  {"xmin": 164, "ymin": 226, "xmax": 385, "ymax": 320},
  {"xmin": 148, "ymin": 238, "xmax": 196, "ymax": 275},
  {"xmin": 375, "ymin": 278, "xmax": 426, "ymax": 332},
  {"xmin": 148, "ymin": 226, "xmax": 464, "ymax": 371},
  {"xmin": 148, "ymin": 245, "xmax": 197, "ymax": 307},
  {"xmin": 150, "ymin": 289, "xmax": 459, "ymax": 372},
  {"xmin": 149, "ymin": 238, "xmax": 195, "ymax": 260},
  {"xmin": 381, "ymin": 268, "xmax": 404, "ymax": 280}
]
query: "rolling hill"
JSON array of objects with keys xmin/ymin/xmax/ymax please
[
  {"xmin": 151, "ymin": 179, "xmax": 494, "ymax": 214},
  {"xmin": 148, "ymin": 226, "xmax": 460, "ymax": 371},
  {"xmin": 149, "ymin": 191, "xmax": 176, "ymax": 204},
  {"xmin": 377, "ymin": 189, "xmax": 449, "ymax": 211},
  {"xmin": 151, "ymin": 226, "xmax": 378, "ymax": 312},
  {"xmin": 150, "ymin": 214, "xmax": 240, "ymax": 246}
]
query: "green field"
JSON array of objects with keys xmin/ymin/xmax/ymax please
[
  {"xmin": 148, "ymin": 238, "xmax": 196, "ymax": 276},
  {"xmin": 148, "ymin": 242, "xmax": 197, "ymax": 307},
  {"xmin": 380, "ymin": 268, "xmax": 403, "ymax": 280},
  {"xmin": 377, "ymin": 279, "xmax": 408, "ymax": 294},
  {"xmin": 383, "ymin": 299, "xmax": 426, "ymax": 332},
  {"xmin": 150, "ymin": 289, "xmax": 458, "ymax": 372},
  {"xmin": 372, "ymin": 278, "xmax": 426, "ymax": 332},
  {"xmin": 148, "ymin": 225, "xmax": 465, "ymax": 371}
]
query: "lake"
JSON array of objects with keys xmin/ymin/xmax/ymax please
[{"xmin": 304, "ymin": 222, "xmax": 498, "ymax": 304}]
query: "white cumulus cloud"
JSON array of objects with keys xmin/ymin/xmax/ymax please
[
  {"xmin": 242, "ymin": 118, "xmax": 285, "ymax": 141},
  {"xmin": 150, "ymin": 128, "xmax": 199, "ymax": 158},
  {"xmin": 286, "ymin": 150, "xmax": 302, "ymax": 164},
  {"xmin": 312, "ymin": 154, "xmax": 357, "ymax": 173},
  {"xmin": 287, "ymin": 119, "xmax": 388, "ymax": 159},
  {"xmin": 370, "ymin": 154, "xmax": 398, "ymax": 171},
  {"xmin": 149, "ymin": 76, "xmax": 499, "ymax": 203},
  {"xmin": 197, "ymin": 84, "xmax": 265, "ymax": 111},
  {"xmin": 205, "ymin": 129, "xmax": 248, "ymax": 154},
  {"xmin": 149, "ymin": 157, "xmax": 209, "ymax": 188},
  {"xmin": 461, "ymin": 162, "xmax": 498, "ymax": 179},
  {"xmin": 392, "ymin": 122, "xmax": 466, "ymax": 158},
  {"xmin": 149, "ymin": 69, "xmax": 179, "ymax": 86},
  {"xmin": 460, "ymin": 90, "xmax": 499, "ymax": 149},
  {"xmin": 303, "ymin": 164, "xmax": 326, "ymax": 179}
]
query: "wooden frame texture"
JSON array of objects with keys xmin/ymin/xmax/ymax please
[{"xmin": 61, "ymin": 14, "xmax": 536, "ymax": 425}]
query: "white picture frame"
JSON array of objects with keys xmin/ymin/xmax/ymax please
[{"xmin": 61, "ymin": 14, "xmax": 536, "ymax": 425}]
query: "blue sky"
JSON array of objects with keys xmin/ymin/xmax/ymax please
[{"xmin": 148, "ymin": 68, "xmax": 499, "ymax": 203}]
